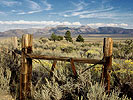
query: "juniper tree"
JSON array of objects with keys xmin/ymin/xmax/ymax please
[
  {"xmin": 76, "ymin": 35, "xmax": 84, "ymax": 42},
  {"xmin": 64, "ymin": 30, "xmax": 73, "ymax": 42},
  {"xmin": 49, "ymin": 33, "xmax": 58, "ymax": 42}
]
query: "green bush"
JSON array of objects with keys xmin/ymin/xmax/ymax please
[
  {"xmin": 61, "ymin": 46, "xmax": 74, "ymax": 53},
  {"xmin": 57, "ymin": 36, "xmax": 63, "ymax": 41},
  {"xmin": 49, "ymin": 33, "xmax": 63, "ymax": 42}
]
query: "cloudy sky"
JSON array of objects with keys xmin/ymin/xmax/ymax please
[{"xmin": 0, "ymin": 0, "xmax": 133, "ymax": 31}]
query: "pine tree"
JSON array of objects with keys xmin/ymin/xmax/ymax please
[
  {"xmin": 76, "ymin": 35, "xmax": 84, "ymax": 42},
  {"xmin": 64, "ymin": 30, "xmax": 73, "ymax": 42}
]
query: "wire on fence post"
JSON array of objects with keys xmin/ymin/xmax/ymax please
[{"xmin": 20, "ymin": 34, "xmax": 33, "ymax": 100}]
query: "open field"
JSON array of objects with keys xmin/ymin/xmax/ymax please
[{"xmin": 0, "ymin": 35, "xmax": 133, "ymax": 100}]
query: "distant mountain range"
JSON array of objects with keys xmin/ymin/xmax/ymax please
[{"xmin": 0, "ymin": 25, "xmax": 133, "ymax": 37}]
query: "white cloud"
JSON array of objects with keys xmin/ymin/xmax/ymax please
[
  {"xmin": 27, "ymin": 0, "xmax": 41, "ymax": 10},
  {"xmin": 42, "ymin": 0, "xmax": 52, "ymax": 10},
  {"xmin": 120, "ymin": 23, "xmax": 128, "ymax": 27},
  {"xmin": 52, "ymin": 1, "xmax": 88, "ymax": 17},
  {"xmin": 0, "ymin": 20, "xmax": 82, "ymax": 31},
  {"xmin": 73, "ymin": 7, "xmax": 114, "ymax": 16},
  {"xmin": 0, "ymin": 20, "xmax": 81, "ymax": 26},
  {"xmin": 64, "ymin": 7, "xmax": 114, "ymax": 18},
  {"xmin": 72, "ymin": 22, "xmax": 81, "ymax": 26},
  {"xmin": 26, "ymin": 0, "xmax": 52, "ymax": 11},
  {"xmin": 60, "ymin": 0, "xmax": 116, "ymax": 20},
  {"xmin": 87, "ymin": 23, "xmax": 128, "ymax": 27},
  {"xmin": 28, "ymin": 10, "xmax": 43, "ymax": 14},
  {"xmin": 79, "ymin": 12, "xmax": 117, "ymax": 19},
  {"xmin": 11, "ymin": 10, "xmax": 17, "ymax": 13},
  {"xmin": 27, "ymin": 10, "xmax": 43, "ymax": 14},
  {"xmin": 17, "ymin": 0, "xmax": 52, "ymax": 15},
  {"xmin": 70, "ymin": 1, "xmax": 86, "ymax": 11},
  {"xmin": 1, "ymin": 1, "xmax": 21, "ymax": 6},
  {"xmin": 0, "ymin": 21, "xmax": 128, "ymax": 28},
  {"xmin": 17, "ymin": 12, "xmax": 26, "ymax": 15},
  {"xmin": 17, "ymin": 10, "xmax": 44, "ymax": 15}
]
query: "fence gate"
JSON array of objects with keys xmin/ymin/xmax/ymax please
[{"xmin": 19, "ymin": 34, "xmax": 113, "ymax": 100}]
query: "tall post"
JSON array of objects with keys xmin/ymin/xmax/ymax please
[
  {"xmin": 102, "ymin": 38, "xmax": 113, "ymax": 94},
  {"xmin": 20, "ymin": 34, "xmax": 33, "ymax": 100},
  {"xmin": 11, "ymin": 37, "xmax": 18, "ymax": 49}
]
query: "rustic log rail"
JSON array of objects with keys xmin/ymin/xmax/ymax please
[
  {"xmin": 25, "ymin": 54, "xmax": 104, "ymax": 64},
  {"xmin": 19, "ymin": 34, "xmax": 113, "ymax": 100}
]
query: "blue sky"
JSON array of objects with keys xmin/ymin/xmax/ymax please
[{"xmin": 0, "ymin": 0, "xmax": 133, "ymax": 31}]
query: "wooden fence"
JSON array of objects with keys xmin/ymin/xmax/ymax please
[{"xmin": 15, "ymin": 34, "xmax": 113, "ymax": 100}]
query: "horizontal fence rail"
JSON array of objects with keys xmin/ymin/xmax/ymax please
[{"xmin": 25, "ymin": 54, "xmax": 105, "ymax": 64}]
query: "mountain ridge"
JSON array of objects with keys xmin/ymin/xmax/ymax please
[{"xmin": 0, "ymin": 25, "xmax": 133, "ymax": 37}]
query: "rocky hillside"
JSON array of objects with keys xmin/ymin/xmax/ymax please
[{"xmin": 0, "ymin": 25, "xmax": 133, "ymax": 37}]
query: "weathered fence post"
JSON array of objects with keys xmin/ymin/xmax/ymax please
[
  {"xmin": 20, "ymin": 34, "xmax": 33, "ymax": 100},
  {"xmin": 102, "ymin": 38, "xmax": 113, "ymax": 94},
  {"xmin": 11, "ymin": 37, "xmax": 18, "ymax": 49}
]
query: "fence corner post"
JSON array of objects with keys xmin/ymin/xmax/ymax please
[
  {"xmin": 102, "ymin": 38, "xmax": 113, "ymax": 94},
  {"xmin": 20, "ymin": 34, "xmax": 33, "ymax": 100}
]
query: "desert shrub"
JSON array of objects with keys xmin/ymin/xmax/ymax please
[
  {"xmin": 112, "ymin": 59, "xmax": 133, "ymax": 99},
  {"xmin": 113, "ymin": 40, "xmax": 133, "ymax": 59},
  {"xmin": 87, "ymin": 82, "xmax": 131, "ymax": 100},
  {"xmin": 85, "ymin": 49, "xmax": 100, "ymax": 58},
  {"xmin": 112, "ymin": 59, "xmax": 133, "ymax": 84},
  {"xmin": 34, "ymin": 42, "xmax": 43, "ymax": 49},
  {"xmin": 0, "ymin": 66, "xmax": 11, "ymax": 92},
  {"xmin": 91, "ymin": 42, "xmax": 100, "ymax": 47},
  {"xmin": 39, "ymin": 37, "xmax": 48, "ymax": 44},
  {"xmin": 0, "ymin": 42, "xmax": 21, "ymax": 99},
  {"xmin": 57, "ymin": 36, "xmax": 63, "ymax": 41},
  {"xmin": 81, "ymin": 43, "xmax": 93, "ymax": 47},
  {"xmin": 32, "ymin": 63, "xmax": 131, "ymax": 100},
  {"xmin": 113, "ymin": 42, "xmax": 119, "ymax": 48},
  {"xmin": 80, "ymin": 42, "xmax": 101, "ymax": 48},
  {"xmin": 32, "ymin": 62, "xmax": 91, "ymax": 100},
  {"xmin": 61, "ymin": 46, "xmax": 74, "ymax": 53}
]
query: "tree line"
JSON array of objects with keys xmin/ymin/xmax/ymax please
[{"xmin": 49, "ymin": 30, "xmax": 84, "ymax": 42}]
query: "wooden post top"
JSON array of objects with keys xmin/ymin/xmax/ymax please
[
  {"xmin": 103, "ymin": 38, "xmax": 113, "ymax": 57},
  {"xmin": 22, "ymin": 34, "xmax": 33, "ymax": 48}
]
